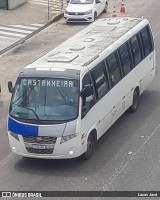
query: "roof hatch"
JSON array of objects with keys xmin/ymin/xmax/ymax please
[
  {"xmin": 47, "ymin": 52, "xmax": 79, "ymax": 63},
  {"xmin": 70, "ymin": 45, "xmax": 85, "ymax": 51},
  {"xmin": 107, "ymin": 18, "xmax": 120, "ymax": 25}
]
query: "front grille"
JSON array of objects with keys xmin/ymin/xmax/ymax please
[
  {"xmin": 68, "ymin": 12, "xmax": 84, "ymax": 15},
  {"xmin": 26, "ymin": 147, "xmax": 53, "ymax": 154},
  {"xmin": 23, "ymin": 136, "xmax": 57, "ymax": 144},
  {"xmin": 68, "ymin": 18, "xmax": 88, "ymax": 22},
  {"xmin": 23, "ymin": 136, "xmax": 57, "ymax": 155}
]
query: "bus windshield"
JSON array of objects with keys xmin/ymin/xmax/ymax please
[{"xmin": 9, "ymin": 78, "xmax": 79, "ymax": 122}]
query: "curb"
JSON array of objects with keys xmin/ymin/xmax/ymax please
[{"xmin": 0, "ymin": 13, "xmax": 63, "ymax": 56}]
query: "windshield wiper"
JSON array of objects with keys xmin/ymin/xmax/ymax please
[{"xmin": 12, "ymin": 104, "xmax": 39, "ymax": 120}]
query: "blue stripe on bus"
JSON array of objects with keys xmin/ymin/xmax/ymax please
[{"xmin": 8, "ymin": 117, "xmax": 38, "ymax": 136}]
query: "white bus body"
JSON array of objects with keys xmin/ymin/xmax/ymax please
[{"xmin": 8, "ymin": 17, "xmax": 155, "ymax": 160}]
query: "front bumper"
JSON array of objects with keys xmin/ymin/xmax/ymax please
[
  {"xmin": 64, "ymin": 13, "xmax": 93, "ymax": 23},
  {"xmin": 8, "ymin": 133, "xmax": 84, "ymax": 159}
]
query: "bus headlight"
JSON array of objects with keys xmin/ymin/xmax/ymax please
[
  {"xmin": 60, "ymin": 133, "xmax": 78, "ymax": 144},
  {"xmin": 8, "ymin": 131, "xmax": 19, "ymax": 141}
]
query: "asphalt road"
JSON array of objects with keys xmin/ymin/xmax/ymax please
[{"xmin": 0, "ymin": 0, "xmax": 160, "ymax": 199}]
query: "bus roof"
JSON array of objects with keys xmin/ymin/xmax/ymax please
[{"xmin": 25, "ymin": 17, "xmax": 148, "ymax": 72}]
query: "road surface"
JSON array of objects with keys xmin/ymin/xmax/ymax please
[{"xmin": 0, "ymin": 0, "xmax": 160, "ymax": 199}]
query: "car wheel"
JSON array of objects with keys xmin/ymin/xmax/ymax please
[
  {"xmin": 103, "ymin": 2, "xmax": 108, "ymax": 13},
  {"xmin": 65, "ymin": 20, "xmax": 69, "ymax": 24},
  {"xmin": 93, "ymin": 12, "xmax": 97, "ymax": 21}
]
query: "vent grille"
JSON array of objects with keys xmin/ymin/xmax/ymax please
[
  {"xmin": 68, "ymin": 12, "xmax": 84, "ymax": 15},
  {"xmin": 68, "ymin": 18, "xmax": 88, "ymax": 22},
  {"xmin": 23, "ymin": 136, "xmax": 57, "ymax": 155},
  {"xmin": 23, "ymin": 136, "xmax": 57, "ymax": 144},
  {"xmin": 26, "ymin": 147, "xmax": 53, "ymax": 154}
]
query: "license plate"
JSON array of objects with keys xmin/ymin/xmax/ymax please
[{"xmin": 32, "ymin": 144, "xmax": 46, "ymax": 150}]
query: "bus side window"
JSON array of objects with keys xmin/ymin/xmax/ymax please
[
  {"xmin": 91, "ymin": 61, "xmax": 109, "ymax": 100},
  {"xmin": 147, "ymin": 25, "xmax": 154, "ymax": 51},
  {"xmin": 106, "ymin": 52, "xmax": 122, "ymax": 87},
  {"xmin": 140, "ymin": 26, "xmax": 153, "ymax": 57},
  {"xmin": 118, "ymin": 42, "xmax": 133, "ymax": 76},
  {"xmin": 129, "ymin": 34, "xmax": 142, "ymax": 66},
  {"xmin": 81, "ymin": 73, "xmax": 95, "ymax": 118}
]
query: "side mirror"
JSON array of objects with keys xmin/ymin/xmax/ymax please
[
  {"xmin": 96, "ymin": 0, "xmax": 101, "ymax": 3},
  {"xmin": 80, "ymin": 84, "xmax": 93, "ymax": 98},
  {"xmin": 67, "ymin": 0, "xmax": 70, "ymax": 3},
  {"xmin": 8, "ymin": 81, "xmax": 14, "ymax": 93}
]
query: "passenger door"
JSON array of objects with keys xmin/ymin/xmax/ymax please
[
  {"xmin": 118, "ymin": 42, "xmax": 134, "ymax": 110},
  {"xmin": 81, "ymin": 72, "xmax": 96, "ymax": 138},
  {"xmin": 105, "ymin": 52, "xmax": 123, "ymax": 125},
  {"xmin": 90, "ymin": 61, "xmax": 111, "ymax": 137},
  {"xmin": 139, "ymin": 26, "xmax": 154, "ymax": 93}
]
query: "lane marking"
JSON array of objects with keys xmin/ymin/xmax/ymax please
[
  {"xmin": 0, "ymin": 26, "xmax": 32, "ymax": 34},
  {"xmin": 96, "ymin": 123, "xmax": 160, "ymax": 199},
  {"xmin": 28, "ymin": 0, "xmax": 48, "ymax": 6},
  {"xmin": 154, "ymin": 31, "xmax": 160, "ymax": 39},
  {"xmin": 10, "ymin": 25, "xmax": 40, "ymax": 31},
  {"xmin": 0, "ymin": 153, "xmax": 12, "ymax": 167},
  {"xmin": 105, "ymin": 123, "xmax": 160, "ymax": 189},
  {"xmin": 0, "ymin": 30, "xmax": 26, "ymax": 38},
  {"xmin": 0, "ymin": 35, "xmax": 18, "ymax": 41},
  {"xmin": 0, "ymin": 32, "xmax": 22, "ymax": 39}
]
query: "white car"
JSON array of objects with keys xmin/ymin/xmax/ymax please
[{"xmin": 64, "ymin": 0, "xmax": 108, "ymax": 23}]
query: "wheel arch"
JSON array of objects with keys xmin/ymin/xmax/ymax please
[
  {"xmin": 128, "ymin": 85, "xmax": 140, "ymax": 113},
  {"xmin": 134, "ymin": 86, "xmax": 140, "ymax": 97},
  {"xmin": 90, "ymin": 129, "xmax": 97, "ymax": 143},
  {"xmin": 84, "ymin": 127, "xmax": 97, "ymax": 152},
  {"xmin": 82, "ymin": 128, "xmax": 97, "ymax": 160}
]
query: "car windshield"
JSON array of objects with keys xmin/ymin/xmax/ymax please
[
  {"xmin": 70, "ymin": 0, "xmax": 94, "ymax": 4},
  {"xmin": 9, "ymin": 78, "xmax": 79, "ymax": 122}
]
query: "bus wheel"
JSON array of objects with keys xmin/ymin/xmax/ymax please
[
  {"xmin": 129, "ymin": 89, "xmax": 139, "ymax": 113},
  {"xmin": 82, "ymin": 134, "xmax": 95, "ymax": 160}
]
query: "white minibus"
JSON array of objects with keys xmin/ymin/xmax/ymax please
[{"xmin": 8, "ymin": 17, "xmax": 155, "ymax": 160}]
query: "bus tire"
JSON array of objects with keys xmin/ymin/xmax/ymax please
[
  {"xmin": 129, "ymin": 89, "xmax": 139, "ymax": 113},
  {"xmin": 82, "ymin": 134, "xmax": 95, "ymax": 160}
]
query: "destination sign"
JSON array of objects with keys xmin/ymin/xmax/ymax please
[{"xmin": 22, "ymin": 79, "xmax": 74, "ymax": 88}]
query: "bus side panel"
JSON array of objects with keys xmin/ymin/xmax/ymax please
[
  {"xmin": 140, "ymin": 52, "xmax": 155, "ymax": 94},
  {"xmin": 80, "ymin": 50, "xmax": 155, "ymax": 144},
  {"xmin": 80, "ymin": 75, "xmax": 134, "ymax": 141},
  {"xmin": 81, "ymin": 90, "xmax": 116, "ymax": 140},
  {"xmin": 108, "ymin": 74, "xmax": 136, "ymax": 126}
]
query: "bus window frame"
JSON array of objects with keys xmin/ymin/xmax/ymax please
[
  {"xmin": 140, "ymin": 25, "xmax": 154, "ymax": 58},
  {"xmin": 90, "ymin": 60, "xmax": 109, "ymax": 101},
  {"xmin": 81, "ymin": 72, "xmax": 96, "ymax": 119},
  {"xmin": 105, "ymin": 51, "xmax": 123, "ymax": 88},
  {"xmin": 118, "ymin": 42, "xmax": 134, "ymax": 77}
]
